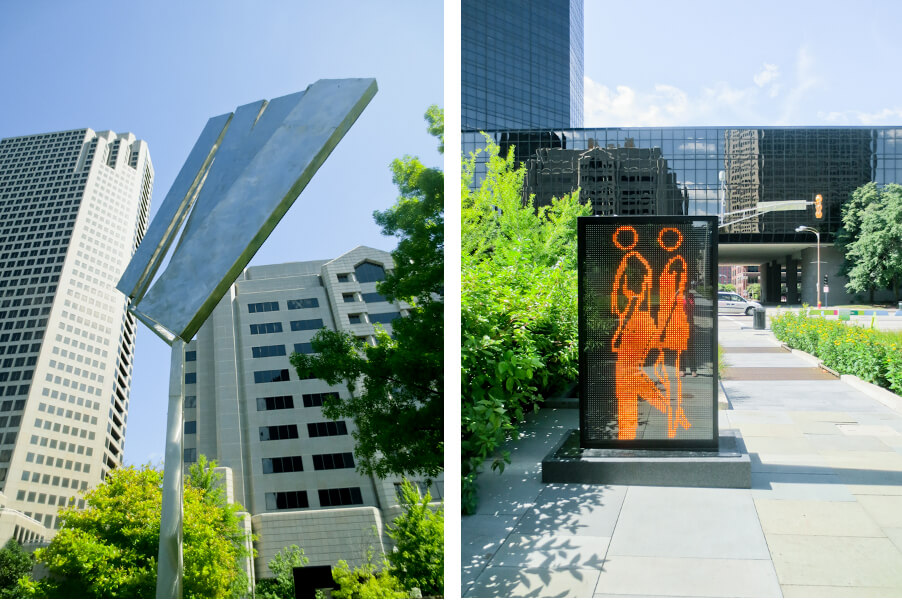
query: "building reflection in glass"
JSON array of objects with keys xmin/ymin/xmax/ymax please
[{"xmin": 464, "ymin": 127, "xmax": 897, "ymax": 244}]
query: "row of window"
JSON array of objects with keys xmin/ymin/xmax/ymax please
[
  {"xmin": 257, "ymin": 420, "xmax": 348, "ymax": 441},
  {"xmin": 264, "ymin": 486, "xmax": 363, "ymax": 511},
  {"xmin": 248, "ymin": 298, "xmax": 319, "ymax": 313},
  {"xmin": 248, "ymin": 319, "xmax": 324, "ymax": 335}
]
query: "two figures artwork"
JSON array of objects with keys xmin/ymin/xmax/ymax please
[{"xmin": 611, "ymin": 225, "xmax": 694, "ymax": 440}]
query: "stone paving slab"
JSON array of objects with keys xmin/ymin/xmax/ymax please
[
  {"xmin": 592, "ymin": 556, "xmax": 782, "ymax": 598},
  {"xmin": 722, "ymin": 354, "xmax": 814, "ymax": 368},
  {"xmin": 607, "ymin": 486, "xmax": 770, "ymax": 560},
  {"xmin": 767, "ymin": 534, "xmax": 902, "ymax": 588},
  {"xmin": 856, "ymin": 495, "xmax": 902, "ymax": 528},
  {"xmin": 751, "ymin": 472, "xmax": 855, "ymax": 502},
  {"xmin": 466, "ymin": 566, "xmax": 602, "ymax": 598},
  {"xmin": 514, "ymin": 484, "xmax": 627, "ymax": 538},
  {"xmin": 754, "ymin": 498, "xmax": 884, "ymax": 536},
  {"xmin": 723, "ymin": 367, "xmax": 838, "ymax": 380},
  {"xmin": 490, "ymin": 533, "xmax": 609, "ymax": 568},
  {"xmin": 781, "ymin": 584, "xmax": 902, "ymax": 597}
]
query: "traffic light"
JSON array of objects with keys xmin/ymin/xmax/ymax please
[
  {"xmin": 815, "ymin": 194, "xmax": 823, "ymax": 219},
  {"xmin": 824, "ymin": 275, "xmax": 828, "ymax": 285}
]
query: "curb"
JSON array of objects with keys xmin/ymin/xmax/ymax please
[{"xmin": 841, "ymin": 374, "xmax": 902, "ymax": 414}]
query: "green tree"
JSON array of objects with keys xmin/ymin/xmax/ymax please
[
  {"xmin": 386, "ymin": 481, "xmax": 443, "ymax": 597},
  {"xmin": 461, "ymin": 138, "xmax": 591, "ymax": 512},
  {"xmin": 842, "ymin": 183, "xmax": 902, "ymax": 301},
  {"xmin": 255, "ymin": 545, "xmax": 308, "ymax": 599},
  {"xmin": 20, "ymin": 463, "xmax": 252, "ymax": 598},
  {"xmin": 746, "ymin": 282, "xmax": 761, "ymax": 299},
  {"xmin": 0, "ymin": 539, "xmax": 33, "ymax": 598},
  {"xmin": 718, "ymin": 283, "xmax": 736, "ymax": 292},
  {"xmin": 331, "ymin": 553, "xmax": 407, "ymax": 600},
  {"xmin": 290, "ymin": 106, "xmax": 443, "ymax": 480}
]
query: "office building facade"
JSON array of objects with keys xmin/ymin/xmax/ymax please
[
  {"xmin": 0, "ymin": 129, "xmax": 152, "ymax": 542},
  {"xmin": 462, "ymin": 0, "xmax": 584, "ymax": 130},
  {"xmin": 182, "ymin": 246, "xmax": 442, "ymax": 577},
  {"xmin": 465, "ymin": 126, "xmax": 902, "ymax": 304}
]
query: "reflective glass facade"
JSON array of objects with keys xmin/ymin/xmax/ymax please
[
  {"xmin": 463, "ymin": 127, "xmax": 902, "ymax": 244},
  {"xmin": 461, "ymin": 0, "xmax": 584, "ymax": 131}
]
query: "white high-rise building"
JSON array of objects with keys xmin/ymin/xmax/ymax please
[
  {"xmin": 183, "ymin": 246, "xmax": 442, "ymax": 577},
  {"xmin": 0, "ymin": 129, "xmax": 152, "ymax": 544}
]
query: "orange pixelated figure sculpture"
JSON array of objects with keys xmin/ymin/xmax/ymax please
[
  {"xmin": 611, "ymin": 226, "xmax": 693, "ymax": 440},
  {"xmin": 611, "ymin": 226, "xmax": 670, "ymax": 440},
  {"xmin": 654, "ymin": 228, "xmax": 692, "ymax": 437}
]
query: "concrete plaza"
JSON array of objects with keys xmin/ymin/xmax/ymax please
[{"xmin": 462, "ymin": 313, "xmax": 902, "ymax": 597}]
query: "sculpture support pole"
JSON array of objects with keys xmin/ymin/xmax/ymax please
[{"xmin": 157, "ymin": 340, "xmax": 185, "ymax": 598}]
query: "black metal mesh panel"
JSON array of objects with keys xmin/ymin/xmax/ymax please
[{"xmin": 578, "ymin": 216, "xmax": 718, "ymax": 448}]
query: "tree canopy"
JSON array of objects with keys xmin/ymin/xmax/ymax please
[
  {"xmin": 0, "ymin": 539, "xmax": 33, "ymax": 599},
  {"xmin": 386, "ymin": 481, "xmax": 443, "ymax": 597},
  {"xmin": 19, "ymin": 461, "xmax": 252, "ymax": 598},
  {"xmin": 461, "ymin": 137, "xmax": 590, "ymax": 512},
  {"xmin": 254, "ymin": 545, "xmax": 308, "ymax": 599},
  {"xmin": 839, "ymin": 182, "xmax": 902, "ymax": 301},
  {"xmin": 290, "ymin": 106, "xmax": 443, "ymax": 480}
]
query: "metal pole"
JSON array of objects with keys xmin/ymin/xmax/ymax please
[
  {"xmin": 816, "ymin": 232, "xmax": 821, "ymax": 309},
  {"xmin": 157, "ymin": 340, "xmax": 185, "ymax": 598}
]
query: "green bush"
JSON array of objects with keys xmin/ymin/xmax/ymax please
[
  {"xmin": 771, "ymin": 311, "xmax": 902, "ymax": 394},
  {"xmin": 387, "ymin": 481, "xmax": 442, "ymax": 597},
  {"xmin": 330, "ymin": 558, "xmax": 408, "ymax": 599},
  {"xmin": 461, "ymin": 138, "xmax": 590, "ymax": 513}
]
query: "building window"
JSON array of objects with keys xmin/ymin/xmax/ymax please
[
  {"xmin": 302, "ymin": 392, "xmax": 339, "ymax": 408},
  {"xmin": 312, "ymin": 452, "xmax": 355, "ymax": 471},
  {"xmin": 251, "ymin": 344, "xmax": 287, "ymax": 358},
  {"xmin": 394, "ymin": 481, "xmax": 439, "ymax": 500},
  {"xmin": 348, "ymin": 314, "xmax": 363, "ymax": 325},
  {"xmin": 184, "ymin": 448, "xmax": 197, "ymax": 463},
  {"xmin": 253, "ymin": 369, "xmax": 290, "ymax": 384},
  {"xmin": 248, "ymin": 301, "xmax": 279, "ymax": 313},
  {"xmin": 184, "ymin": 372, "xmax": 196, "ymax": 384},
  {"xmin": 184, "ymin": 395, "xmax": 197, "ymax": 408},
  {"xmin": 336, "ymin": 274, "xmax": 351, "ymax": 283},
  {"xmin": 342, "ymin": 293, "xmax": 356, "ymax": 303},
  {"xmin": 361, "ymin": 292, "xmax": 387, "ymax": 303},
  {"xmin": 265, "ymin": 490, "xmax": 309, "ymax": 510},
  {"xmin": 287, "ymin": 298, "xmax": 319, "ymax": 310},
  {"xmin": 290, "ymin": 319, "xmax": 324, "ymax": 331},
  {"xmin": 318, "ymin": 487, "xmax": 363, "ymax": 507},
  {"xmin": 256, "ymin": 395, "xmax": 294, "ymax": 411},
  {"xmin": 249, "ymin": 322, "xmax": 283, "ymax": 335},
  {"xmin": 293, "ymin": 342, "xmax": 315, "ymax": 355},
  {"xmin": 185, "ymin": 351, "xmax": 197, "ymax": 362},
  {"xmin": 354, "ymin": 262, "xmax": 385, "ymax": 283},
  {"xmin": 262, "ymin": 455, "xmax": 304, "ymax": 474},
  {"xmin": 184, "ymin": 421, "xmax": 197, "ymax": 435},
  {"xmin": 307, "ymin": 421, "xmax": 348, "ymax": 438},
  {"xmin": 259, "ymin": 424, "xmax": 299, "ymax": 441},
  {"xmin": 369, "ymin": 312, "xmax": 400, "ymax": 324}
]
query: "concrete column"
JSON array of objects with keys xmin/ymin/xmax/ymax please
[
  {"xmin": 785, "ymin": 256, "xmax": 799, "ymax": 304},
  {"xmin": 758, "ymin": 263, "xmax": 770, "ymax": 303}
]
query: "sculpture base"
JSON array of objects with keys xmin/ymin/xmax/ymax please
[{"xmin": 542, "ymin": 429, "xmax": 751, "ymax": 488}]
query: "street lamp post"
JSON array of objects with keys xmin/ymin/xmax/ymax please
[{"xmin": 795, "ymin": 225, "xmax": 821, "ymax": 308}]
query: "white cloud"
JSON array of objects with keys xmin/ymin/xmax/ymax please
[
  {"xmin": 753, "ymin": 63, "xmax": 779, "ymax": 88},
  {"xmin": 817, "ymin": 107, "xmax": 902, "ymax": 125},
  {"xmin": 583, "ymin": 79, "xmax": 690, "ymax": 126}
]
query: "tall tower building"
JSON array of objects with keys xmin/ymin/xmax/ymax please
[
  {"xmin": 461, "ymin": 0, "xmax": 584, "ymax": 131},
  {"xmin": 0, "ymin": 129, "xmax": 152, "ymax": 543},
  {"xmin": 182, "ymin": 246, "xmax": 442, "ymax": 577}
]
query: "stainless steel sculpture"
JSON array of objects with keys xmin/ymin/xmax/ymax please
[{"xmin": 116, "ymin": 78, "xmax": 377, "ymax": 598}]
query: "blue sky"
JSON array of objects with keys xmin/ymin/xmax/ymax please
[
  {"xmin": 0, "ymin": 1, "xmax": 443, "ymax": 467},
  {"xmin": 584, "ymin": 1, "xmax": 902, "ymax": 127}
]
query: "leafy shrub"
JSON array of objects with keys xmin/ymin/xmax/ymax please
[
  {"xmin": 461, "ymin": 138, "xmax": 590, "ymax": 513},
  {"xmin": 330, "ymin": 558, "xmax": 408, "ymax": 599},
  {"xmin": 387, "ymin": 481, "xmax": 442, "ymax": 597},
  {"xmin": 772, "ymin": 311, "xmax": 902, "ymax": 394}
]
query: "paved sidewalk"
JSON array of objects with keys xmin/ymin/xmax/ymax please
[{"xmin": 462, "ymin": 314, "xmax": 902, "ymax": 597}]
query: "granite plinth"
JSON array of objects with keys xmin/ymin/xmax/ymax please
[{"xmin": 542, "ymin": 429, "xmax": 751, "ymax": 488}]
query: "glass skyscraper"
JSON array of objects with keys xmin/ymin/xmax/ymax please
[{"xmin": 461, "ymin": 0, "xmax": 584, "ymax": 131}]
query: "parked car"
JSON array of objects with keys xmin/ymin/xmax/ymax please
[{"xmin": 717, "ymin": 292, "xmax": 762, "ymax": 315}]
